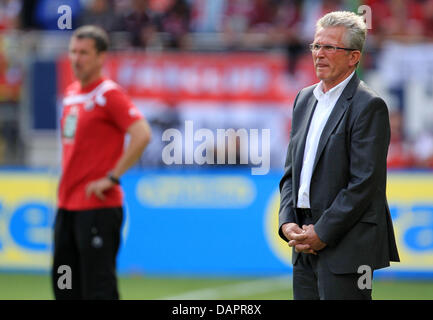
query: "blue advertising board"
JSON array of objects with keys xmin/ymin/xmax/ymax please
[{"xmin": 0, "ymin": 169, "xmax": 432, "ymax": 278}]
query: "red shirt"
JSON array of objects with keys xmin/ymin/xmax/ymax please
[{"xmin": 58, "ymin": 77, "xmax": 143, "ymax": 210}]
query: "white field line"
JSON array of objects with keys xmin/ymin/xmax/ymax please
[{"xmin": 161, "ymin": 276, "xmax": 292, "ymax": 300}]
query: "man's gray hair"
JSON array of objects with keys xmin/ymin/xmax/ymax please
[{"xmin": 316, "ymin": 11, "xmax": 367, "ymax": 52}]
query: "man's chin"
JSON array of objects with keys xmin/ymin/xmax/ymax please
[
  {"xmin": 315, "ymin": 71, "xmax": 327, "ymax": 80},
  {"xmin": 72, "ymin": 70, "xmax": 81, "ymax": 79},
  {"xmin": 72, "ymin": 71, "xmax": 86, "ymax": 82}
]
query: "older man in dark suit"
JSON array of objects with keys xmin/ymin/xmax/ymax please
[{"xmin": 278, "ymin": 11, "xmax": 400, "ymax": 300}]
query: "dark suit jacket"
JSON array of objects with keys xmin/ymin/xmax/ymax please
[{"xmin": 278, "ymin": 73, "xmax": 400, "ymax": 274}]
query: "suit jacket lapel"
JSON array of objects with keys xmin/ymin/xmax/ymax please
[
  {"xmin": 293, "ymin": 93, "xmax": 317, "ymax": 203},
  {"xmin": 312, "ymin": 74, "xmax": 360, "ymax": 174}
]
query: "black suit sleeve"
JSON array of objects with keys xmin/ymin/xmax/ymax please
[
  {"xmin": 314, "ymin": 97, "xmax": 390, "ymax": 247},
  {"xmin": 278, "ymin": 91, "xmax": 301, "ymax": 241}
]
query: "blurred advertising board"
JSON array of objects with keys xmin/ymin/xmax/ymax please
[
  {"xmin": 57, "ymin": 52, "xmax": 312, "ymax": 102},
  {"xmin": 0, "ymin": 169, "xmax": 432, "ymax": 278},
  {"xmin": 0, "ymin": 172, "xmax": 57, "ymax": 270},
  {"xmin": 56, "ymin": 53, "xmax": 316, "ymax": 169}
]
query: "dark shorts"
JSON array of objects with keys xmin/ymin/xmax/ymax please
[{"xmin": 51, "ymin": 207, "xmax": 123, "ymax": 300}]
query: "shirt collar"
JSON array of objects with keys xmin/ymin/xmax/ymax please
[
  {"xmin": 313, "ymin": 71, "xmax": 355, "ymax": 101},
  {"xmin": 80, "ymin": 77, "xmax": 106, "ymax": 93}
]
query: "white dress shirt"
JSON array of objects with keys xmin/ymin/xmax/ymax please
[{"xmin": 297, "ymin": 71, "xmax": 355, "ymax": 208}]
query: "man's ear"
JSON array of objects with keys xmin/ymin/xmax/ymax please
[{"xmin": 350, "ymin": 51, "xmax": 361, "ymax": 67}]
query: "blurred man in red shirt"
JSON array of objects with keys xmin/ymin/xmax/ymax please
[{"xmin": 52, "ymin": 25, "xmax": 152, "ymax": 299}]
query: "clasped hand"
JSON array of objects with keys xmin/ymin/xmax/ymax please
[{"xmin": 283, "ymin": 223, "xmax": 327, "ymax": 255}]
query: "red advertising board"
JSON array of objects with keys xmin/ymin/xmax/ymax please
[{"xmin": 57, "ymin": 52, "xmax": 315, "ymax": 103}]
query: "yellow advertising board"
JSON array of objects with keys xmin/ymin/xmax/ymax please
[
  {"xmin": 386, "ymin": 173, "xmax": 433, "ymax": 271},
  {"xmin": 0, "ymin": 173, "xmax": 57, "ymax": 270}
]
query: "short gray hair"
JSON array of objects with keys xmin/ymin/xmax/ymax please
[{"xmin": 316, "ymin": 11, "xmax": 367, "ymax": 52}]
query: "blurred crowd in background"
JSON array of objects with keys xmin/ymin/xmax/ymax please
[{"xmin": 0, "ymin": 0, "xmax": 432, "ymax": 169}]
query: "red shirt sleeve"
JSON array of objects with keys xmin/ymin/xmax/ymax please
[{"xmin": 104, "ymin": 88, "xmax": 144, "ymax": 132}]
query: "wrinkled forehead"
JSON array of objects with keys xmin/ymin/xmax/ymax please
[{"xmin": 313, "ymin": 26, "xmax": 347, "ymax": 45}]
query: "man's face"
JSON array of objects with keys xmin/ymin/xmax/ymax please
[
  {"xmin": 312, "ymin": 26, "xmax": 359, "ymax": 90},
  {"xmin": 69, "ymin": 37, "xmax": 104, "ymax": 84}
]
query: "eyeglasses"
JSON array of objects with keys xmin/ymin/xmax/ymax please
[{"xmin": 309, "ymin": 43, "xmax": 358, "ymax": 53}]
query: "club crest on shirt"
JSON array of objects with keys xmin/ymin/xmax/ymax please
[{"xmin": 63, "ymin": 114, "xmax": 78, "ymax": 138}]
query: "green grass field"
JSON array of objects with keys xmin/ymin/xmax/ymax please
[{"xmin": 0, "ymin": 273, "xmax": 432, "ymax": 300}]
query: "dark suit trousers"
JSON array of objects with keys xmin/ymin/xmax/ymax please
[{"xmin": 292, "ymin": 212, "xmax": 373, "ymax": 300}]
